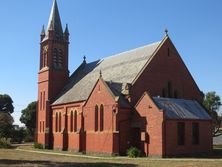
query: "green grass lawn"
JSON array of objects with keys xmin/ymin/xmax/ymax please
[{"xmin": 0, "ymin": 145, "xmax": 222, "ymax": 167}]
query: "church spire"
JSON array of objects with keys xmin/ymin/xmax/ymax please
[
  {"xmin": 64, "ymin": 24, "xmax": 69, "ymax": 35},
  {"xmin": 41, "ymin": 25, "xmax": 45, "ymax": 36},
  {"xmin": 46, "ymin": 0, "xmax": 63, "ymax": 40}
]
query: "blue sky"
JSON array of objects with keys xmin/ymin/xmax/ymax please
[{"xmin": 0, "ymin": 0, "xmax": 221, "ymax": 126}]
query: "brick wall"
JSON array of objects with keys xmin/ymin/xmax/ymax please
[
  {"xmin": 165, "ymin": 119, "xmax": 212, "ymax": 156},
  {"xmin": 84, "ymin": 79, "xmax": 119, "ymax": 154},
  {"xmin": 135, "ymin": 93, "xmax": 164, "ymax": 156},
  {"xmin": 131, "ymin": 37, "xmax": 203, "ymax": 105},
  {"xmin": 117, "ymin": 108, "xmax": 131, "ymax": 155},
  {"xmin": 51, "ymin": 101, "xmax": 84, "ymax": 150}
]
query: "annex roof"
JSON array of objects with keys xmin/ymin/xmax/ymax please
[
  {"xmin": 53, "ymin": 40, "xmax": 161, "ymax": 105},
  {"xmin": 153, "ymin": 97, "xmax": 211, "ymax": 120}
]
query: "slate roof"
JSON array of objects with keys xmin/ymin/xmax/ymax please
[
  {"xmin": 153, "ymin": 97, "xmax": 211, "ymax": 120},
  {"xmin": 53, "ymin": 41, "xmax": 161, "ymax": 105},
  {"xmin": 44, "ymin": 0, "xmax": 64, "ymax": 41}
]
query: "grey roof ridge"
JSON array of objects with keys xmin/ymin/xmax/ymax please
[
  {"xmin": 69, "ymin": 61, "xmax": 88, "ymax": 79},
  {"xmin": 51, "ymin": 61, "xmax": 89, "ymax": 104},
  {"xmin": 131, "ymin": 35, "xmax": 169, "ymax": 85},
  {"xmin": 69, "ymin": 40, "xmax": 162, "ymax": 81},
  {"xmin": 98, "ymin": 41, "xmax": 161, "ymax": 62}
]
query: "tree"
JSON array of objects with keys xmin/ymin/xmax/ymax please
[
  {"xmin": 20, "ymin": 101, "xmax": 37, "ymax": 136},
  {"xmin": 0, "ymin": 94, "xmax": 14, "ymax": 138},
  {"xmin": 203, "ymin": 91, "xmax": 222, "ymax": 137},
  {"xmin": 0, "ymin": 113, "xmax": 14, "ymax": 138},
  {"xmin": 0, "ymin": 94, "xmax": 14, "ymax": 113}
]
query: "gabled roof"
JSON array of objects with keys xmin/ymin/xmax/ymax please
[
  {"xmin": 83, "ymin": 77, "xmax": 131, "ymax": 108},
  {"xmin": 153, "ymin": 97, "xmax": 211, "ymax": 120},
  {"xmin": 53, "ymin": 39, "xmax": 162, "ymax": 105}
]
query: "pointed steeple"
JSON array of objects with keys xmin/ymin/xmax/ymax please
[
  {"xmin": 41, "ymin": 25, "xmax": 45, "ymax": 36},
  {"xmin": 40, "ymin": 25, "xmax": 46, "ymax": 41},
  {"xmin": 64, "ymin": 24, "xmax": 69, "ymax": 34},
  {"xmin": 64, "ymin": 24, "xmax": 69, "ymax": 41},
  {"xmin": 46, "ymin": 0, "xmax": 63, "ymax": 40}
]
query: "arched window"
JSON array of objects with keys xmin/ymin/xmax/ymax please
[
  {"xmin": 167, "ymin": 48, "xmax": 170, "ymax": 57},
  {"xmin": 59, "ymin": 112, "xmax": 62, "ymax": 132},
  {"xmin": 53, "ymin": 48, "xmax": 63, "ymax": 69},
  {"xmin": 40, "ymin": 92, "xmax": 42, "ymax": 111},
  {"xmin": 174, "ymin": 90, "xmax": 178, "ymax": 98},
  {"xmin": 70, "ymin": 111, "xmax": 73, "ymax": 132},
  {"xmin": 167, "ymin": 82, "xmax": 172, "ymax": 98},
  {"xmin": 55, "ymin": 112, "xmax": 58, "ymax": 132},
  {"xmin": 43, "ymin": 91, "xmax": 45, "ymax": 110},
  {"xmin": 43, "ymin": 51, "xmax": 47, "ymax": 67},
  {"xmin": 74, "ymin": 110, "xmax": 77, "ymax": 132},
  {"xmin": 53, "ymin": 48, "xmax": 58, "ymax": 68},
  {"xmin": 42, "ymin": 46, "xmax": 48, "ymax": 68},
  {"xmin": 58, "ymin": 49, "xmax": 63, "ymax": 68},
  {"xmin": 95, "ymin": 105, "xmax": 98, "ymax": 131},
  {"xmin": 43, "ymin": 121, "xmax": 45, "ymax": 132},
  {"xmin": 40, "ymin": 121, "xmax": 42, "ymax": 133},
  {"xmin": 100, "ymin": 104, "xmax": 104, "ymax": 131},
  {"xmin": 162, "ymin": 88, "xmax": 166, "ymax": 97}
]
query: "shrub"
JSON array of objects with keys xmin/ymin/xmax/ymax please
[
  {"xmin": 24, "ymin": 135, "xmax": 34, "ymax": 142},
  {"xmin": 0, "ymin": 138, "xmax": 11, "ymax": 148},
  {"xmin": 127, "ymin": 147, "xmax": 141, "ymax": 158},
  {"xmin": 11, "ymin": 128, "xmax": 25, "ymax": 144},
  {"xmin": 34, "ymin": 143, "xmax": 43, "ymax": 149}
]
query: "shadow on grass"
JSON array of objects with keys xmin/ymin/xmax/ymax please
[
  {"xmin": 0, "ymin": 159, "xmax": 137, "ymax": 167},
  {"xmin": 166, "ymin": 145, "xmax": 222, "ymax": 159}
]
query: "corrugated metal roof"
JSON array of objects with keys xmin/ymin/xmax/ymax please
[
  {"xmin": 53, "ymin": 41, "xmax": 161, "ymax": 105},
  {"xmin": 153, "ymin": 97, "xmax": 211, "ymax": 120}
]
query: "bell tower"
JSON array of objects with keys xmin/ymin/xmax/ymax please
[{"xmin": 36, "ymin": 0, "xmax": 69, "ymax": 148}]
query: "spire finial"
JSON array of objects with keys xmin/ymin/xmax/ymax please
[
  {"xmin": 83, "ymin": 55, "xmax": 86, "ymax": 63},
  {"xmin": 41, "ymin": 25, "xmax": 45, "ymax": 35},
  {"xmin": 164, "ymin": 28, "xmax": 168, "ymax": 36},
  {"xmin": 99, "ymin": 70, "xmax": 102, "ymax": 78}
]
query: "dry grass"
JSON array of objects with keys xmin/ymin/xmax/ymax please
[{"xmin": 0, "ymin": 146, "xmax": 222, "ymax": 167}]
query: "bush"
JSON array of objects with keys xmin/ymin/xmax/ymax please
[
  {"xmin": 0, "ymin": 138, "xmax": 11, "ymax": 148},
  {"xmin": 24, "ymin": 135, "xmax": 34, "ymax": 142},
  {"xmin": 34, "ymin": 143, "xmax": 43, "ymax": 149},
  {"xmin": 23, "ymin": 128, "xmax": 34, "ymax": 142},
  {"xmin": 11, "ymin": 128, "xmax": 25, "ymax": 144},
  {"xmin": 127, "ymin": 147, "xmax": 141, "ymax": 158}
]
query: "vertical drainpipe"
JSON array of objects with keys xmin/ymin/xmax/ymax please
[
  {"xmin": 112, "ymin": 103, "xmax": 119, "ymax": 155},
  {"xmin": 162, "ymin": 109, "xmax": 166, "ymax": 157}
]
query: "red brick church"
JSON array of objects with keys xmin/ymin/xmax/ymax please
[{"xmin": 36, "ymin": 0, "xmax": 212, "ymax": 157}]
